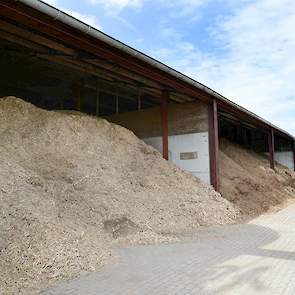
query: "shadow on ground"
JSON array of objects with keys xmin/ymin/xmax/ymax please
[{"xmin": 41, "ymin": 219, "xmax": 295, "ymax": 294}]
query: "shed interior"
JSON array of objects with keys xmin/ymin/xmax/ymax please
[
  {"xmin": 0, "ymin": 32, "xmax": 163, "ymax": 116},
  {"xmin": 0, "ymin": 16, "xmax": 214, "ymax": 183},
  {"xmin": 219, "ymin": 110, "xmax": 294, "ymax": 170},
  {"xmin": 0, "ymin": 14, "xmax": 294, "ymax": 175}
]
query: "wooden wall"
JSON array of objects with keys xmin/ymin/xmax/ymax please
[{"xmin": 105, "ymin": 100, "xmax": 208, "ymax": 138}]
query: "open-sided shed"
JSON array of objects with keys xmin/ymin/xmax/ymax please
[{"xmin": 0, "ymin": 0, "xmax": 294, "ymax": 191}]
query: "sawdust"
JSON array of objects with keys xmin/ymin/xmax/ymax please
[
  {"xmin": 0, "ymin": 97, "xmax": 239, "ymax": 295},
  {"xmin": 219, "ymin": 139, "xmax": 295, "ymax": 218}
]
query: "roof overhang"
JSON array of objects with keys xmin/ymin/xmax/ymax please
[{"xmin": 0, "ymin": 0, "xmax": 294, "ymax": 140}]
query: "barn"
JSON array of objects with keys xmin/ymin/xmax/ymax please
[{"xmin": 0, "ymin": 0, "xmax": 294, "ymax": 192}]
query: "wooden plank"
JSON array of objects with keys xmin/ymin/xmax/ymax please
[
  {"xmin": 106, "ymin": 100, "xmax": 208, "ymax": 139},
  {"xmin": 0, "ymin": 2, "xmax": 210, "ymax": 101},
  {"xmin": 0, "ymin": 20, "xmax": 191, "ymax": 103},
  {"xmin": 0, "ymin": 26, "xmax": 159, "ymax": 101},
  {"xmin": 161, "ymin": 91, "xmax": 169, "ymax": 160},
  {"xmin": 208, "ymin": 99, "xmax": 220, "ymax": 191},
  {"xmin": 0, "ymin": 18, "xmax": 172, "ymax": 99},
  {"xmin": 0, "ymin": 18, "xmax": 74, "ymax": 55},
  {"xmin": 269, "ymin": 128, "xmax": 275, "ymax": 170},
  {"xmin": 0, "ymin": 28, "xmax": 117, "ymax": 83},
  {"xmin": 0, "ymin": 28, "xmax": 47, "ymax": 53}
]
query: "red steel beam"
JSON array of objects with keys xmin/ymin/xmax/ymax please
[
  {"xmin": 0, "ymin": 1, "xmax": 210, "ymax": 101},
  {"xmin": 208, "ymin": 99, "xmax": 220, "ymax": 191},
  {"xmin": 161, "ymin": 91, "xmax": 169, "ymax": 160},
  {"xmin": 268, "ymin": 128, "xmax": 275, "ymax": 170}
]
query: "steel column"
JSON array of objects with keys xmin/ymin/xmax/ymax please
[
  {"xmin": 268, "ymin": 128, "xmax": 275, "ymax": 170},
  {"xmin": 208, "ymin": 99, "xmax": 220, "ymax": 191},
  {"xmin": 161, "ymin": 91, "xmax": 169, "ymax": 160}
]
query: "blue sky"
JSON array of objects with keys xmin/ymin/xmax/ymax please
[{"xmin": 45, "ymin": 0, "xmax": 295, "ymax": 135}]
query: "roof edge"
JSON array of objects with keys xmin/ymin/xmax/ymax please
[{"xmin": 12, "ymin": 0, "xmax": 295, "ymax": 139}]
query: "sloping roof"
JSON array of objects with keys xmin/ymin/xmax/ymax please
[{"xmin": 3, "ymin": 0, "xmax": 295, "ymax": 140}]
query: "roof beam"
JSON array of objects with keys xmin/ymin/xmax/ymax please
[
  {"xmin": 0, "ymin": 1, "xmax": 293, "ymax": 140},
  {"xmin": 0, "ymin": 2, "xmax": 209, "ymax": 101},
  {"xmin": 0, "ymin": 29, "xmax": 164, "ymax": 102},
  {"xmin": 0, "ymin": 19, "xmax": 191, "ymax": 103}
]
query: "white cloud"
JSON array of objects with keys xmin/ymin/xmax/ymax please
[
  {"xmin": 42, "ymin": 1, "xmax": 101, "ymax": 30},
  {"xmin": 64, "ymin": 10, "xmax": 101, "ymax": 30},
  {"xmin": 152, "ymin": 0, "xmax": 295, "ymax": 135},
  {"xmin": 87, "ymin": 0, "xmax": 143, "ymax": 13},
  {"xmin": 207, "ymin": 0, "xmax": 295, "ymax": 134},
  {"xmin": 160, "ymin": 27, "xmax": 183, "ymax": 40},
  {"xmin": 43, "ymin": 0, "xmax": 58, "ymax": 5},
  {"xmin": 160, "ymin": 0, "xmax": 211, "ymax": 19}
]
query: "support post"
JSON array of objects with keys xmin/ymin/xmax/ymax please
[
  {"xmin": 293, "ymin": 141, "xmax": 295, "ymax": 172},
  {"xmin": 208, "ymin": 99, "xmax": 220, "ymax": 191},
  {"xmin": 138, "ymin": 90, "xmax": 142, "ymax": 111},
  {"xmin": 161, "ymin": 91, "xmax": 169, "ymax": 160},
  {"xmin": 268, "ymin": 128, "xmax": 275, "ymax": 170},
  {"xmin": 96, "ymin": 83, "xmax": 100, "ymax": 117},
  {"xmin": 60, "ymin": 96, "xmax": 64, "ymax": 109},
  {"xmin": 73, "ymin": 82, "xmax": 81, "ymax": 111},
  {"xmin": 115, "ymin": 91, "xmax": 119, "ymax": 114}
]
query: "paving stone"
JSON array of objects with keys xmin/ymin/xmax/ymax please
[{"xmin": 41, "ymin": 204, "xmax": 295, "ymax": 295}]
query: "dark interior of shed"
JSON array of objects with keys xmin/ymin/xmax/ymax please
[
  {"xmin": 219, "ymin": 112, "xmax": 294, "ymax": 155},
  {"xmin": 0, "ymin": 15, "xmax": 293, "ymax": 163},
  {"xmin": 0, "ymin": 39, "xmax": 162, "ymax": 117},
  {"xmin": 0, "ymin": 15, "xmax": 197, "ymax": 118},
  {"xmin": 219, "ymin": 113, "xmax": 268, "ymax": 153}
]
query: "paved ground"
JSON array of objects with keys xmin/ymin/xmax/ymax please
[{"xmin": 42, "ymin": 204, "xmax": 295, "ymax": 295}]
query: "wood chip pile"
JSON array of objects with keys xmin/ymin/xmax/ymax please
[
  {"xmin": 220, "ymin": 138, "xmax": 295, "ymax": 218},
  {"xmin": 0, "ymin": 97, "xmax": 238, "ymax": 294}
]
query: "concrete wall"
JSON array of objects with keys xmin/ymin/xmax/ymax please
[
  {"xmin": 105, "ymin": 100, "xmax": 208, "ymax": 138},
  {"xmin": 106, "ymin": 100, "xmax": 210, "ymax": 183},
  {"xmin": 144, "ymin": 132, "xmax": 210, "ymax": 183},
  {"xmin": 275, "ymin": 151, "xmax": 294, "ymax": 171}
]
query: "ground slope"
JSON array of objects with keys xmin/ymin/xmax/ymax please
[
  {"xmin": 0, "ymin": 97, "xmax": 238, "ymax": 294},
  {"xmin": 220, "ymin": 139, "xmax": 295, "ymax": 218}
]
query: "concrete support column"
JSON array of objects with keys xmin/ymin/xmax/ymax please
[
  {"xmin": 161, "ymin": 91, "xmax": 169, "ymax": 160},
  {"xmin": 208, "ymin": 99, "xmax": 220, "ymax": 191}
]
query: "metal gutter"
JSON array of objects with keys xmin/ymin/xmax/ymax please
[{"xmin": 14, "ymin": 0, "xmax": 294, "ymax": 139}]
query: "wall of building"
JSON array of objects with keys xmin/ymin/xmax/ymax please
[
  {"xmin": 275, "ymin": 151, "xmax": 294, "ymax": 171},
  {"xmin": 144, "ymin": 132, "xmax": 210, "ymax": 183},
  {"xmin": 106, "ymin": 100, "xmax": 210, "ymax": 183},
  {"xmin": 105, "ymin": 100, "xmax": 208, "ymax": 138}
]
